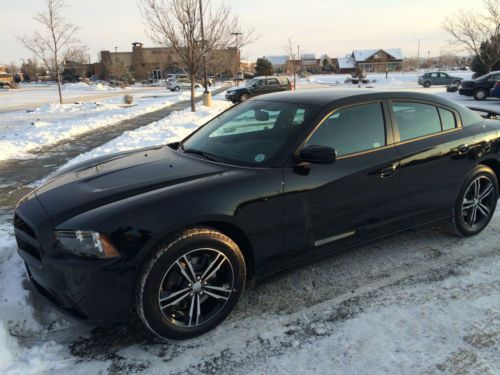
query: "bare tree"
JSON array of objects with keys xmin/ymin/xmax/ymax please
[
  {"xmin": 444, "ymin": 0, "xmax": 500, "ymax": 72},
  {"xmin": 283, "ymin": 37, "xmax": 298, "ymax": 89},
  {"xmin": 16, "ymin": 0, "xmax": 82, "ymax": 104},
  {"xmin": 139, "ymin": 0, "xmax": 254, "ymax": 112}
]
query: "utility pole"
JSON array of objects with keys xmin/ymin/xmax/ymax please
[
  {"xmin": 199, "ymin": 0, "xmax": 211, "ymax": 106},
  {"xmin": 231, "ymin": 31, "xmax": 242, "ymax": 86},
  {"xmin": 297, "ymin": 45, "xmax": 300, "ymax": 84}
]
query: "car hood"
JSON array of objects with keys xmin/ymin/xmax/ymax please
[{"xmin": 33, "ymin": 145, "xmax": 229, "ymax": 224}]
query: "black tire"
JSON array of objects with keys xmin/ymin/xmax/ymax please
[
  {"xmin": 423, "ymin": 81, "xmax": 432, "ymax": 88},
  {"xmin": 136, "ymin": 227, "xmax": 246, "ymax": 340},
  {"xmin": 239, "ymin": 93, "xmax": 250, "ymax": 102},
  {"xmin": 473, "ymin": 88, "xmax": 488, "ymax": 101},
  {"xmin": 174, "ymin": 86, "xmax": 181, "ymax": 92},
  {"xmin": 450, "ymin": 166, "xmax": 498, "ymax": 237}
]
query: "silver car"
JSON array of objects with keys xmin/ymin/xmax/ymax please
[{"xmin": 167, "ymin": 78, "xmax": 202, "ymax": 92}]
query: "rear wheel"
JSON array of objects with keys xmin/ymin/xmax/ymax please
[
  {"xmin": 450, "ymin": 166, "xmax": 498, "ymax": 236},
  {"xmin": 473, "ymin": 88, "xmax": 488, "ymax": 101},
  {"xmin": 137, "ymin": 227, "xmax": 246, "ymax": 340}
]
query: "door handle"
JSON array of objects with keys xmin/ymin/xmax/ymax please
[
  {"xmin": 380, "ymin": 164, "xmax": 397, "ymax": 178},
  {"xmin": 457, "ymin": 144, "xmax": 469, "ymax": 154}
]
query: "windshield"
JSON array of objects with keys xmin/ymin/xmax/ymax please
[{"xmin": 181, "ymin": 100, "xmax": 320, "ymax": 166}]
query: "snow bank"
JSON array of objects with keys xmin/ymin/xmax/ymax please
[
  {"xmin": 0, "ymin": 321, "xmax": 16, "ymax": 366},
  {"xmin": 60, "ymin": 94, "xmax": 232, "ymax": 168},
  {"xmin": 0, "ymin": 91, "xmax": 193, "ymax": 161},
  {"xmin": 62, "ymin": 82, "xmax": 126, "ymax": 91}
]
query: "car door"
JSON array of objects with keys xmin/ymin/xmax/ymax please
[
  {"xmin": 439, "ymin": 73, "xmax": 451, "ymax": 85},
  {"xmin": 430, "ymin": 73, "xmax": 439, "ymax": 84},
  {"xmin": 252, "ymin": 79, "xmax": 267, "ymax": 96},
  {"xmin": 281, "ymin": 100, "xmax": 400, "ymax": 266},
  {"xmin": 390, "ymin": 100, "xmax": 478, "ymax": 227},
  {"xmin": 266, "ymin": 78, "xmax": 280, "ymax": 93}
]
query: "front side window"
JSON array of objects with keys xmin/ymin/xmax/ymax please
[
  {"xmin": 305, "ymin": 102, "xmax": 386, "ymax": 157},
  {"xmin": 182, "ymin": 101, "xmax": 319, "ymax": 166},
  {"xmin": 393, "ymin": 102, "xmax": 442, "ymax": 141}
]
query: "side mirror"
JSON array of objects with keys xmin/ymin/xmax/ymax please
[{"xmin": 298, "ymin": 145, "xmax": 336, "ymax": 164}]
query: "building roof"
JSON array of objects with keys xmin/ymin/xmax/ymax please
[
  {"xmin": 301, "ymin": 53, "xmax": 316, "ymax": 60},
  {"xmin": 337, "ymin": 57, "xmax": 356, "ymax": 69},
  {"xmin": 266, "ymin": 55, "xmax": 288, "ymax": 66},
  {"xmin": 353, "ymin": 48, "xmax": 405, "ymax": 61}
]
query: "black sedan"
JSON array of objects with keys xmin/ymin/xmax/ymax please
[
  {"xmin": 14, "ymin": 89, "xmax": 500, "ymax": 340},
  {"xmin": 459, "ymin": 71, "xmax": 500, "ymax": 100}
]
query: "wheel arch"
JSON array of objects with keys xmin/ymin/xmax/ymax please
[{"xmin": 479, "ymin": 158, "xmax": 500, "ymax": 186}]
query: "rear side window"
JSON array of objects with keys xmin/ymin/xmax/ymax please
[
  {"xmin": 306, "ymin": 102, "xmax": 386, "ymax": 157},
  {"xmin": 393, "ymin": 102, "xmax": 441, "ymax": 141},
  {"xmin": 267, "ymin": 78, "xmax": 279, "ymax": 87},
  {"xmin": 439, "ymin": 108, "xmax": 456, "ymax": 130}
]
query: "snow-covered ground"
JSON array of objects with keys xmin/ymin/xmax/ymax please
[
  {"xmin": 1, "ymin": 76, "xmax": 500, "ymax": 374},
  {"xmin": 0, "ymin": 88, "xmax": 209, "ymax": 161}
]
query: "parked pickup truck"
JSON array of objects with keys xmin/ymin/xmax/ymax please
[{"xmin": 225, "ymin": 76, "xmax": 292, "ymax": 103}]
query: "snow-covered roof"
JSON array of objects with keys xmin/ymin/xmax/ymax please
[
  {"xmin": 337, "ymin": 57, "xmax": 356, "ymax": 69},
  {"xmin": 353, "ymin": 48, "xmax": 405, "ymax": 61},
  {"xmin": 301, "ymin": 53, "xmax": 316, "ymax": 60},
  {"xmin": 266, "ymin": 55, "xmax": 288, "ymax": 66}
]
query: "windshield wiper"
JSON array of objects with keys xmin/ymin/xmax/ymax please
[{"xmin": 182, "ymin": 148, "xmax": 220, "ymax": 162}]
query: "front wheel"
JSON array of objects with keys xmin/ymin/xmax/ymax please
[
  {"xmin": 423, "ymin": 81, "xmax": 432, "ymax": 88},
  {"xmin": 136, "ymin": 227, "xmax": 246, "ymax": 340},
  {"xmin": 450, "ymin": 166, "xmax": 498, "ymax": 236},
  {"xmin": 473, "ymin": 88, "xmax": 488, "ymax": 101},
  {"xmin": 239, "ymin": 93, "xmax": 250, "ymax": 102},
  {"xmin": 174, "ymin": 86, "xmax": 181, "ymax": 92}
]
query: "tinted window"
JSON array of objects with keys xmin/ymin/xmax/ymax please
[
  {"xmin": 439, "ymin": 108, "xmax": 456, "ymax": 130},
  {"xmin": 489, "ymin": 74, "xmax": 500, "ymax": 81},
  {"xmin": 431, "ymin": 73, "xmax": 439, "ymax": 78},
  {"xmin": 393, "ymin": 102, "xmax": 441, "ymax": 141},
  {"xmin": 306, "ymin": 102, "xmax": 386, "ymax": 157},
  {"xmin": 267, "ymin": 78, "xmax": 279, "ymax": 86}
]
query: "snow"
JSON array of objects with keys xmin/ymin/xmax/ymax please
[
  {"xmin": 337, "ymin": 57, "xmax": 356, "ymax": 69},
  {"xmin": 352, "ymin": 48, "xmax": 405, "ymax": 61},
  {"xmin": 2, "ymin": 76, "xmax": 500, "ymax": 373},
  {"xmin": 0, "ymin": 90, "xmax": 201, "ymax": 161}
]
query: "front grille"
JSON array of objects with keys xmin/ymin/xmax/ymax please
[
  {"xmin": 14, "ymin": 214, "xmax": 42, "ymax": 262},
  {"xmin": 16, "ymin": 235, "xmax": 41, "ymax": 261},
  {"xmin": 14, "ymin": 214, "xmax": 36, "ymax": 238}
]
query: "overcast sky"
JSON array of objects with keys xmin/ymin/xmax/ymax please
[{"xmin": 1, "ymin": 0, "xmax": 484, "ymax": 65}]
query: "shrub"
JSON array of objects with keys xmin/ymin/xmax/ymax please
[{"xmin": 123, "ymin": 94, "xmax": 133, "ymax": 104}]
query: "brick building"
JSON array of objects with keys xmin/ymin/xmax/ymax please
[{"xmin": 99, "ymin": 42, "xmax": 239, "ymax": 80}]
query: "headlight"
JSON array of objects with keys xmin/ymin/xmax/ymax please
[{"xmin": 55, "ymin": 230, "xmax": 120, "ymax": 259}]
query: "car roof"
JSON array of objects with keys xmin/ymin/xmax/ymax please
[{"xmin": 251, "ymin": 88, "xmax": 462, "ymax": 109}]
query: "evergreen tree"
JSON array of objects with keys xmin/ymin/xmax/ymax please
[{"xmin": 255, "ymin": 57, "xmax": 274, "ymax": 76}]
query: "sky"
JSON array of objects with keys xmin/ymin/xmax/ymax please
[{"xmin": 0, "ymin": 0, "xmax": 485, "ymax": 66}]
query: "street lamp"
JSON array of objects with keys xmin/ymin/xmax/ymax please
[
  {"xmin": 199, "ymin": 0, "xmax": 211, "ymax": 106},
  {"xmin": 231, "ymin": 31, "xmax": 242, "ymax": 86}
]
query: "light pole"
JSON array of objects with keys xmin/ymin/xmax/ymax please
[
  {"xmin": 297, "ymin": 44, "xmax": 300, "ymax": 78},
  {"xmin": 231, "ymin": 32, "xmax": 242, "ymax": 86},
  {"xmin": 199, "ymin": 0, "xmax": 211, "ymax": 106},
  {"xmin": 415, "ymin": 36, "xmax": 421, "ymax": 71}
]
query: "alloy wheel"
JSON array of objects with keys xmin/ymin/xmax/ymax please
[
  {"xmin": 157, "ymin": 248, "xmax": 234, "ymax": 328},
  {"xmin": 461, "ymin": 175, "xmax": 495, "ymax": 230}
]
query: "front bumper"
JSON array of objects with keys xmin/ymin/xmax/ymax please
[
  {"xmin": 459, "ymin": 87, "xmax": 474, "ymax": 96},
  {"xmin": 225, "ymin": 92, "xmax": 240, "ymax": 101},
  {"xmin": 14, "ymin": 197, "xmax": 136, "ymax": 324}
]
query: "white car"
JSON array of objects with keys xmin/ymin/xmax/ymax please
[{"xmin": 167, "ymin": 78, "xmax": 201, "ymax": 92}]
